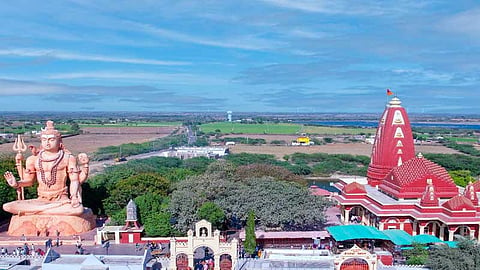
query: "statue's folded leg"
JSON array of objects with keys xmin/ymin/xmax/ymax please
[{"xmin": 3, "ymin": 199, "xmax": 84, "ymax": 216}]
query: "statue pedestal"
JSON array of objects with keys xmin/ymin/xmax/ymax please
[{"xmin": 7, "ymin": 208, "xmax": 96, "ymax": 236}]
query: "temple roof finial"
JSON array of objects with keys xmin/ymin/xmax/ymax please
[{"xmin": 388, "ymin": 97, "xmax": 402, "ymax": 107}]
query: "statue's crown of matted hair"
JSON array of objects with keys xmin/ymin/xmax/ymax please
[{"xmin": 41, "ymin": 121, "xmax": 61, "ymax": 137}]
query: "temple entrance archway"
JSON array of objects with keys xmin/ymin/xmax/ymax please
[
  {"xmin": 340, "ymin": 258, "xmax": 369, "ymax": 270},
  {"xmin": 334, "ymin": 245, "xmax": 377, "ymax": 270},
  {"xmin": 170, "ymin": 220, "xmax": 238, "ymax": 270}
]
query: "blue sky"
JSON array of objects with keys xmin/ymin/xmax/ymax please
[{"xmin": 0, "ymin": 0, "xmax": 479, "ymax": 113}]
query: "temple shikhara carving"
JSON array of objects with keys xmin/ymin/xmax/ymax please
[
  {"xmin": 335, "ymin": 97, "xmax": 480, "ymax": 241},
  {"xmin": 3, "ymin": 121, "xmax": 95, "ymax": 236}
]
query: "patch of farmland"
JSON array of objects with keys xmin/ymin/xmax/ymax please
[
  {"xmin": 0, "ymin": 126, "xmax": 178, "ymax": 155},
  {"xmin": 82, "ymin": 126, "xmax": 177, "ymax": 134},
  {"xmin": 222, "ymin": 134, "xmax": 299, "ymax": 143},
  {"xmin": 229, "ymin": 143, "xmax": 460, "ymax": 159}
]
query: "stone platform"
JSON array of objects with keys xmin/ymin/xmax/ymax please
[{"xmin": 7, "ymin": 208, "xmax": 96, "ymax": 236}]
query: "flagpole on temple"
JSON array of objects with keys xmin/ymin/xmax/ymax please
[{"xmin": 386, "ymin": 88, "xmax": 394, "ymax": 104}]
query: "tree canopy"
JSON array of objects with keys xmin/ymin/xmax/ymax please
[
  {"xmin": 428, "ymin": 238, "xmax": 480, "ymax": 270},
  {"xmin": 169, "ymin": 165, "xmax": 330, "ymax": 232}
]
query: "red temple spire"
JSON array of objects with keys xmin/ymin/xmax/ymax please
[
  {"xmin": 367, "ymin": 97, "xmax": 415, "ymax": 187},
  {"xmin": 420, "ymin": 180, "xmax": 439, "ymax": 207},
  {"xmin": 464, "ymin": 182, "xmax": 479, "ymax": 205}
]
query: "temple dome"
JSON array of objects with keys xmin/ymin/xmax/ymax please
[
  {"xmin": 343, "ymin": 182, "xmax": 367, "ymax": 194},
  {"xmin": 379, "ymin": 157, "xmax": 458, "ymax": 199},
  {"xmin": 442, "ymin": 195, "xmax": 475, "ymax": 211}
]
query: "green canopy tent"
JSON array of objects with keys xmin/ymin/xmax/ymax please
[
  {"xmin": 382, "ymin": 230, "xmax": 413, "ymax": 246},
  {"xmin": 412, "ymin": 234, "xmax": 442, "ymax": 244},
  {"xmin": 327, "ymin": 225, "xmax": 390, "ymax": 242}
]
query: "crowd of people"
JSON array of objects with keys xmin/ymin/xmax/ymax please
[{"xmin": 0, "ymin": 243, "xmax": 45, "ymax": 256}]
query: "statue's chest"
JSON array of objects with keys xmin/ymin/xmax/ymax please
[{"xmin": 35, "ymin": 157, "xmax": 68, "ymax": 173}]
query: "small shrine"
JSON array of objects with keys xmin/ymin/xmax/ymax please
[
  {"xmin": 96, "ymin": 200, "xmax": 144, "ymax": 244},
  {"xmin": 169, "ymin": 220, "xmax": 238, "ymax": 270},
  {"xmin": 123, "ymin": 199, "xmax": 141, "ymax": 230}
]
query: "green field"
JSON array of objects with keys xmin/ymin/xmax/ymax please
[
  {"xmin": 199, "ymin": 122, "xmax": 302, "ymax": 134},
  {"xmin": 447, "ymin": 137, "xmax": 478, "ymax": 143},
  {"xmin": 79, "ymin": 121, "xmax": 182, "ymax": 128},
  {"xmin": 0, "ymin": 124, "xmax": 72, "ymax": 134},
  {"xmin": 302, "ymin": 125, "xmax": 375, "ymax": 135},
  {"xmin": 199, "ymin": 122, "xmax": 375, "ymax": 135}
]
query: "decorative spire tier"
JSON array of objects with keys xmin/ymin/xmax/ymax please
[{"xmin": 367, "ymin": 97, "xmax": 416, "ymax": 187}]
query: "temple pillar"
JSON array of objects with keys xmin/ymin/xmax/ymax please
[
  {"xmin": 362, "ymin": 208, "xmax": 366, "ymax": 225},
  {"xmin": 379, "ymin": 222, "xmax": 385, "ymax": 231},
  {"xmin": 344, "ymin": 208, "xmax": 350, "ymax": 224},
  {"xmin": 432, "ymin": 223, "xmax": 437, "ymax": 236},
  {"xmin": 440, "ymin": 225, "xmax": 445, "ymax": 240},
  {"xmin": 419, "ymin": 225, "xmax": 425, "ymax": 235},
  {"xmin": 412, "ymin": 221, "xmax": 418, "ymax": 236},
  {"xmin": 399, "ymin": 220, "xmax": 405, "ymax": 231},
  {"xmin": 470, "ymin": 229, "xmax": 475, "ymax": 239},
  {"xmin": 477, "ymin": 225, "xmax": 480, "ymax": 241},
  {"xmin": 214, "ymin": 254, "xmax": 220, "ymax": 270},
  {"xmin": 188, "ymin": 253, "xmax": 194, "ymax": 270},
  {"xmin": 448, "ymin": 230, "xmax": 455, "ymax": 241}
]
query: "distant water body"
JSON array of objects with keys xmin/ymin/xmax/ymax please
[{"xmin": 297, "ymin": 120, "xmax": 480, "ymax": 130}]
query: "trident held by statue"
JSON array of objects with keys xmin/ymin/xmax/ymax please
[{"xmin": 12, "ymin": 134, "xmax": 27, "ymax": 200}]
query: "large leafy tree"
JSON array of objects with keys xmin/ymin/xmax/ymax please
[
  {"xmin": 169, "ymin": 168, "xmax": 330, "ymax": 232},
  {"xmin": 234, "ymin": 163, "xmax": 304, "ymax": 183},
  {"xmin": 197, "ymin": 202, "xmax": 225, "ymax": 229},
  {"xmin": 405, "ymin": 243, "xmax": 428, "ymax": 265},
  {"xmin": 217, "ymin": 177, "xmax": 330, "ymax": 230},
  {"xmin": 135, "ymin": 193, "xmax": 174, "ymax": 237},
  {"xmin": 103, "ymin": 172, "xmax": 170, "ymax": 219},
  {"xmin": 428, "ymin": 238, "xmax": 480, "ymax": 270},
  {"xmin": 169, "ymin": 171, "xmax": 237, "ymax": 231}
]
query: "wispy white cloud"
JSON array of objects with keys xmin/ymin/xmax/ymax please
[
  {"xmin": 0, "ymin": 48, "xmax": 190, "ymax": 66},
  {"xmin": 391, "ymin": 69, "xmax": 454, "ymax": 83},
  {"xmin": 261, "ymin": 0, "xmax": 429, "ymax": 16},
  {"xmin": 124, "ymin": 21, "xmax": 284, "ymax": 51},
  {"xmin": 47, "ymin": 71, "xmax": 227, "ymax": 85},
  {"xmin": 287, "ymin": 29, "xmax": 326, "ymax": 39},
  {"xmin": 439, "ymin": 8, "xmax": 480, "ymax": 39}
]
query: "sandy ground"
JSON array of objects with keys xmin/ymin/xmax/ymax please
[
  {"xmin": 229, "ymin": 143, "xmax": 460, "ymax": 159},
  {"xmin": 82, "ymin": 126, "xmax": 176, "ymax": 134},
  {"xmin": 0, "ymin": 126, "xmax": 177, "ymax": 156}
]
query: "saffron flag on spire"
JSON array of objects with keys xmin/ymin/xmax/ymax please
[{"xmin": 386, "ymin": 89, "xmax": 394, "ymax": 96}]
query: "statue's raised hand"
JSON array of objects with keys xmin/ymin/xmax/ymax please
[{"xmin": 4, "ymin": 171, "xmax": 18, "ymax": 188}]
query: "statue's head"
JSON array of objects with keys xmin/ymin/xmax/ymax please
[{"xmin": 40, "ymin": 121, "xmax": 63, "ymax": 151}]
